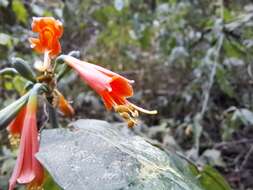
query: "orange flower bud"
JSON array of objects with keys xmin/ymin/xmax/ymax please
[{"xmin": 54, "ymin": 90, "xmax": 75, "ymax": 117}]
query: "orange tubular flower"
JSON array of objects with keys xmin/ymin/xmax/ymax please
[
  {"xmin": 7, "ymin": 106, "xmax": 26, "ymax": 135},
  {"xmin": 61, "ymin": 55, "xmax": 157, "ymax": 127},
  {"xmin": 7, "ymin": 106, "xmax": 27, "ymax": 147},
  {"xmin": 9, "ymin": 94, "xmax": 44, "ymax": 190},
  {"xmin": 53, "ymin": 89, "xmax": 75, "ymax": 117},
  {"xmin": 29, "ymin": 17, "xmax": 63, "ymax": 58}
]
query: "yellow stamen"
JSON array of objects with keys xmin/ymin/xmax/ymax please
[
  {"xmin": 114, "ymin": 102, "xmax": 156, "ymax": 128},
  {"xmin": 114, "ymin": 105, "xmax": 130, "ymax": 113},
  {"xmin": 128, "ymin": 102, "xmax": 158, "ymax": 115},
  {"xmin": 119, "ymin": 112, "xmax": 131, "ymax": 120},
  {"xmin": 127, "ymin": 119, "xmax": 135, "ymax": 128},
  {"xmin": 8, "ymin": 134, "xmax": 20, "ymax": 148},
  {"xmin": 27, "ymin": 185, "xmax": 44, "ymax": 190}
]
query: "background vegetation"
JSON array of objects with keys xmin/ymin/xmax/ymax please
[{"xmin": 0, "ymin": 0, "xmax": 253, "ymax": 189}]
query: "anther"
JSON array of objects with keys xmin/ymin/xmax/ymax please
[
  {"xmin": 127, "ymin": 117, "xmax": 138, "ymax": 128},
  {"xmin": 114, "ymin": 105, "xmax": 129, "ymax": 113},
  {"xmin": 131, "ymin": 110, "xmax": 139, "ymax": 118},
  {"xmin": 8, "ymin": 134, "xmax": 20, "ymax": 148},
  {"xmin": 127, "ymin": 119, "xmax": 135, "ymax": 128},
  {"xmin": 119, "ymin": 112, "xmax": 131, "ymax": 120},
  {"xmin": 27, "ymin": 185, "xmax": 44, "ymax": 190}
]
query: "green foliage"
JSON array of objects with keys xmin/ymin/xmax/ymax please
[
  {"xmin": 13, "ymin": 76, "xmax": 28, "ymax": 94},
  {"xmin": 12, "ymin": 0, "xmax": 28, "ymax": 24},
  {"xmin": 1, "ymin": 0, "xmax": 253, "ymax": 189},
  {"xmin": 216, "ymin": 65, "xmax": 235, "ymax": 98},
  {"xmin": 11, "ymin": 58, "xmax": 36, "ymax": 83},
  {"xmin": 190, "ymin": 165, "xmax": 232, "ymax": 190},
  {"xmin": 43, "ymin": 172, "xmax": 61, "ymax": 190},
  {"xmin": 0, "ymin": 33, "xmax": 12, "ymax": 47}
]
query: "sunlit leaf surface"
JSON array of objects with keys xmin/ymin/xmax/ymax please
[{"xmin": 37, "ymin": 119, "xmax": 204, "ymax": 190}]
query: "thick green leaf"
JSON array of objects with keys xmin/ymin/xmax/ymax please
[
  {"xmin": 0, "ymin": 68, "xmax": 18, "ymax": 76},
  {"xmin": 11, "ymin": 58, "xmax": 36, "ymax": 83},
  {"xmin": 37, "ymin": 119, "xmax": 204, "ymax": 190},
  {"xmin": 0, "ymin": 83, "xmax": 46, "ymax": 130},
  {"xmin": 0, "ymin": 92, "xmax": 30, "ymax": 130},
  {"xmin": 12, "ymin": 76, "xmax": 27, "ymax": 95}
]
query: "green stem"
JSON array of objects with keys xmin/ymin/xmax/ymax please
[{"xmin": 48, "ymin": 104, "xmax": 60, "ymax": 128}]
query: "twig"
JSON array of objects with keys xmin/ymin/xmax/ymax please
[
  {"xmin": 48, "ymin": 104, "xmax": 60, "ymax": 128},
  {"xmin": 214, "ymin": 139, "xmax": 253, "ymax": 148},
  {"xmin": 200, "ymin": 33, "xmax": 224, "ymax": 117},
  {"xmin": 194, "ymin": 0, "xmax": 225, "ymax": 154},
  {"xmin": 200, "ymin": 0, "xmax": 224, "ymax": 118},
  {"xmin": 39, "ymin": 103, "xmax": 49, "ymax": 133},
  {"xmin": 240, "ymin": 145, "xmax": 253, "ymax": 170}
]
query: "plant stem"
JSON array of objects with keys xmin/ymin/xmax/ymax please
[{"xmin": 48, "ymin": 104, "xmax": 60, "ymax": 128}]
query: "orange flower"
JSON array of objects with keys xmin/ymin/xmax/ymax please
[
  {"xmin": 9, "ymin": 94, "xmax": 44, "ymax": 190},
  {"xmin": 53, "ymin": 89, "xmax": 75, "ymax": 117},
  {"xmin": 7, "ymin": 106, "xmax": 27, "ymax": 147},
  {"xmin": 61, "ymin": 55, "xmax": 157, "ymax": 127},
  {"xmin": 29, "ymin": 17, "xmax": 63, "ymax": 57},
  {"xmin": 7, "ymin": 106, "xmax": 27, "ymax": 136}
]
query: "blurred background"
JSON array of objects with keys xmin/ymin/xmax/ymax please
[{"xmin": 1, "ymin": 0, "xmax": 253, "ymax": 189}]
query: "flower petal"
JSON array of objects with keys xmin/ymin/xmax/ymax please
[
  {"xmin": 110, "ymin": 76, "xmax": 133, "ymax": 97},
  {"xmin": 29, "ymin": 38, "xmax": 45, "ymax": 53},
  {"xmin": 49, "ymin": 40, "xmax": 61, "ymax": 57},
  {"xmin": 16, "ymin": 113, "xmax": 36, "ymax": 184},
  {"xmin": 64, "ymin": 56, "xmax": 112, "ymax": 93},
  {"xmin": 30, "ymin": 17, "xmax": 63, "ymax": 57},
  {"xmin": 81, "ymin": 62, "xmax": 134, "ymax": 84},
  {"xmin": 7, "ymin": 106, "xmax": 27, "ymax": 135}
]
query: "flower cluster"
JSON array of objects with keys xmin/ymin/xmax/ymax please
[{"xmin": 0, "ymin": 17, "xmax": 157, "ymax": 189}]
